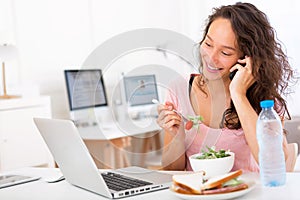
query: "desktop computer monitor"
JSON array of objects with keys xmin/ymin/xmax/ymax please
[
  {"xmin": 121, "ymin": 74, "xmax": 159, "ymax": 120},
  {"xmin": 64, "ymin": 69, "xmax": 108, "ymax": 126}
]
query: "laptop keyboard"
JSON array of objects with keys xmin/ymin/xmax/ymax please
[{"xmin": 101, "ymin": 172, "xmax": 153, "ymax": 191}]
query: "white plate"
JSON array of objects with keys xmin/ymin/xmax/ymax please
[{"xmin": 169, "ymin": 181, "xmax": 256, "ymax": 200}]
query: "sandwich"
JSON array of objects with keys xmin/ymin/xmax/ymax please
[{"xmin": 171, "ymin": 169, "xmax": 248, "ymax": 195}]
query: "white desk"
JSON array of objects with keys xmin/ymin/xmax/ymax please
[
  {"xmin": 1, "ymin": 167, "xmax": 300, "ymax": 200},
  {"xmin": 77, "ymin": 118, "xmax": 161, "ymax": 140}
]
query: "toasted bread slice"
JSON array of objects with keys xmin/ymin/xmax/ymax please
[
  {"xmin": 201, "ymin": 169, "xmax": 243, "ymax": 190},
  {"xmin": 172, "ymin": 171, "xmax": 205, "ymax": 194},
  {"xmin": 171, "ymin": 184, "xmax": 196, "ymax": 194}
]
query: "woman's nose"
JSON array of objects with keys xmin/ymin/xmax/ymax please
[{"xmin": 209, "ymin": 50, "xmax": 219, "ymax": 64}]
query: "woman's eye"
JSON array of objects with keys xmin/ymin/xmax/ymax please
[
  {"xmin": 205, "ymin": 42, "xmax": 212, "ymax": 47},
  {"xmin": 222, "ymin": 51, "xmax": 231, "ymax": 56}
]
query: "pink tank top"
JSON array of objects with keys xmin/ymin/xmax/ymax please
[{"xmin": 165, "ymin": 74, "xmax": 259, "ymax": 173}]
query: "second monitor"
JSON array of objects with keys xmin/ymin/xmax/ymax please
[
  {"xmin": 123, "ymin": 74, "xmax": 159, "ymax": 106},
  {"xmin": 122, "ymin": 74, "xmax": 159, "ymax": 120}
]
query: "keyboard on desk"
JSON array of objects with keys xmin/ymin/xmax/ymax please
[{"xmin": 101, "ymin": 172, "xmax": 153, "ymax": 191}]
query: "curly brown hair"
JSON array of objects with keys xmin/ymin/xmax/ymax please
[{"xmin": 198, "ymin": 2, "xmax": 297, "ymax": 129}]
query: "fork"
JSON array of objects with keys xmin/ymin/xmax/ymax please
[{"xmin": 152, "ymin": 99, "xmax": 189, "ymax": 122}]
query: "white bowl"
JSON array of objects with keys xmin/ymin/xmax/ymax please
[{"xmin": 189, "ymin": 152, "xmax": 235, "ymax": 178}]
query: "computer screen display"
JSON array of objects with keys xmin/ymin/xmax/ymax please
[
  {"xmin": 64, "ymin": 69, "xmax": 108, "ymax": 110},
  {"xmin": 123, "ymin": 74, "xmax": 159, "ymax": 106}
]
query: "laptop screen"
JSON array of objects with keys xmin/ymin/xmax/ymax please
[{"xmin": 64, "ymin": 69, "xmax": 108, "ymax": 110}]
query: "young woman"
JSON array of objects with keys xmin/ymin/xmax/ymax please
[{"xmin": 156, "ymin": 2, "xmax": 296, "ymax": 172}]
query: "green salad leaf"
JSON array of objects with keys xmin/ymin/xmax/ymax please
[
  {"xmin": 222, "ymin": 178, "xmax": 244, "ymax": 187},
  {"xmin": 195, "ymin": 146, "xmax": 230, "ymax": 159}
]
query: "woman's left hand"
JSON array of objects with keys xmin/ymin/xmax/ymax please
[{"xmin": 229, "ymin": 56, "xmax": 256, "ymax": 97}]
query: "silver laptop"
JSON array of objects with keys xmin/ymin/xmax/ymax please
[{"xmin": 33, "ymin": 118, "xmax": 172, "ymax": 199}]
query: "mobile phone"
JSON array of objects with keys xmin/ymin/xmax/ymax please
[{"xmin": 229, "ymin": 62, "xmax": 246, "ymax": 80}]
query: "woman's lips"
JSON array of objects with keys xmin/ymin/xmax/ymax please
[{"xmin": 206, "ymin": 64, "xmax": 222, "ymax": 73}]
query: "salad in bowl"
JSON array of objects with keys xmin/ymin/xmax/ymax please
[{"xmin": 189, "ymin": 146, "xmax": 235, "ymax": 178}]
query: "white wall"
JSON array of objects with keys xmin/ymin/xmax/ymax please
[
  {"xmin": 0, "ymin": 0, "xmax": 299, "ymax": 118},
  {"xmin": 1, "ymin": 0, "xmax": 190, "ymax": 118}
]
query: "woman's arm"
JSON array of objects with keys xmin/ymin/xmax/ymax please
[
  {"xmin": 162, "ymin": 129, "xmax": 186, "ymax": 170},
  {"xmin": 231, "ymin": 94, "xmax": 288, "ymax": 163},
  {"xmin": 230, "ymin": 57, "xmax": 288, "ymax": 163},
  {"xmin": 230, "ymin": 94, "xmax": 260, "ymax": 162},
  {"xmin": 156, "ymin": 102, "xmax": 186, "ymax": 170}
]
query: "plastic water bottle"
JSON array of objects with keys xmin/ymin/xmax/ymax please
[{"xmin": 256, "ymin": 100, "xmax": 286, "ymax": 187}]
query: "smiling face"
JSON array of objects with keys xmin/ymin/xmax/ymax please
[{"xmin": 200, "ymin": 18, "xmax": 242, "ymax": 81}]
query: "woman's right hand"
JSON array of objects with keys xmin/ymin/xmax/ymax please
[{"xmin": 156, "ymin": 101, "xmax": 182, "ymax": 135}]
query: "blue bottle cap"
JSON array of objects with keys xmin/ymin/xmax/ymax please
[{"xmin": 260, "ymin": 100, "xmax": 274, "ymax": 108}]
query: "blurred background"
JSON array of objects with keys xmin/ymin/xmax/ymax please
[{"xmin": 0, "ymin": 0, "xmax": 299, "ymax": 119}]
